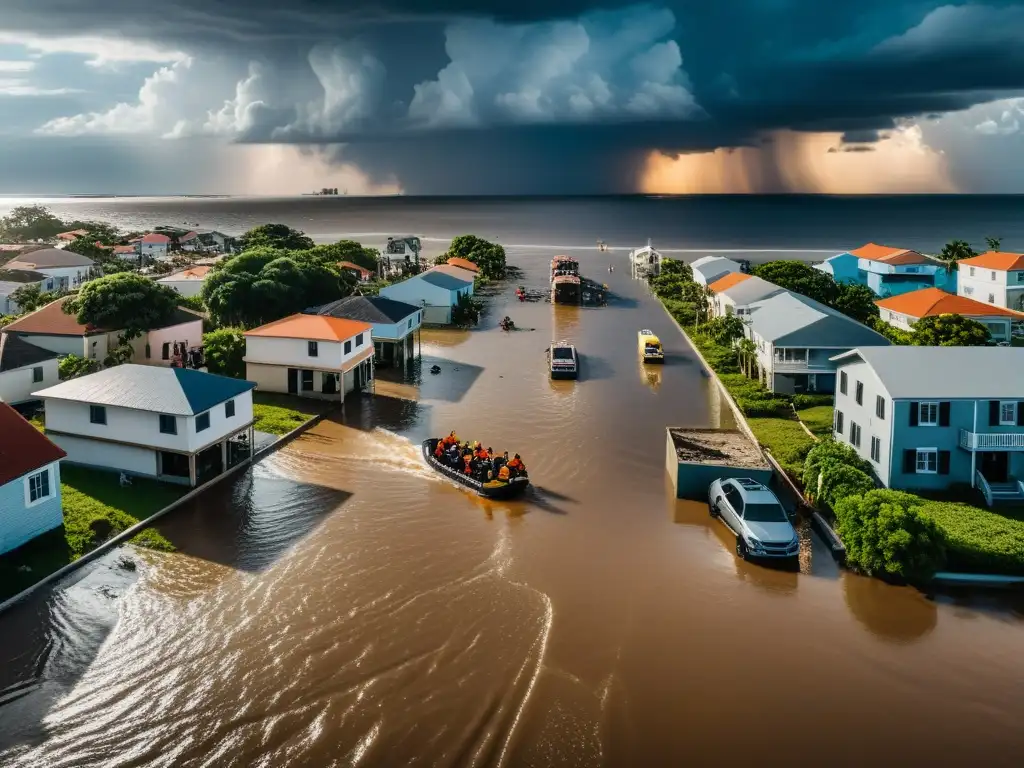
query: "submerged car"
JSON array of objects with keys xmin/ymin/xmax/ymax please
[
  {"xmin": 708, "ymin": 477, "xmax": 800, "ymax": 561},
  {"xmin": 549, "ymin": 341, "xmax": 579, "ymax": 380}
]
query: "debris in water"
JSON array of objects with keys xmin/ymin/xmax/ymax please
[
  {"xmin": 118, "ymin": 556, "xmax": 137, "ymax": 572},
  {"xmin": 430, "ymin": 365, "xmax": 442, "ymax": 375}
]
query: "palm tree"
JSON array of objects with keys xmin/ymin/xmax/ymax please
[
  {"xmin": 937, "ymin": 240, "xmax": 978, "ymax": 274},
  {"xmin": 985, "ymin": 236, "xmax": 1002, "ymax": 252},
  {"xmin": 737, "ymin": 338, "xmax": 757, "ymax": 378}
]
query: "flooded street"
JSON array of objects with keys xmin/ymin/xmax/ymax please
[{"xmin": 3, "ymin": 247, "xmax": 1024, "ymax": 766}]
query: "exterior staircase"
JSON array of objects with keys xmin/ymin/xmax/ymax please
[{"xmin": 976, "ymin": 471, "xmax": 1024, "ymax": 506}]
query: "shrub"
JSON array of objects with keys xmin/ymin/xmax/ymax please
[
  {"xmin": 662, "ymin": 297, "xmax": 697, "ymax": 326},
  {"xmin": 691, "ymin": 334, "xmax": 738, "ymax": 373},
  {"xmin": 735, "ymin": 396, "xmax": 791, "ymax": 417},
  {"xmin": 803, "ymin": 438, "xmax": 872, "ymax": 496},
  {"xmin": 818, "ymin": 464, "xmax": 876, "ymax": 508},
  {"xmin": 918, "ymin": 501, "xmax": 1024, "ymax": 575},
  {"xmin": 833, "ymin": 489, "xmax": 947, "ymax": 582},
  {"xmin": 792, "ymin": 393, "xmax": 833, "ymax": 410}
]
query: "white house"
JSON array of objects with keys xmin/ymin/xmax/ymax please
[
  {"xmin": 244, "ymin": 314, "xmax": 375, "ymax": 400},
  {"xmin": 706, "ymin": 273, "xmax": 786, "ymax": 317},
  {"xmin": 140, "ymin": 233, "xmax": 172, "ymax": 261},
  {"xmin": 691, "ymin": 255, "xmax": 743, "ymax": 287},
  {"xmin": 5, "ymin": 248, "xmax": 96, "ymax": 291},
  {"xmin": 179, "ymin": 230, "xmax": 235, "ymax": 253},
  {"xmin": 0, "ymin": 402, "xmax": 67, "ymax": 556},
  {"xmin": 307, "ymin": 295, "xmax": 422, "ymax": 368},
  {"xmin": 874, "ymin": 286, "xmax": 1024, "ymax": 343},
  {"xmin": 956, "ymin": 251, "xmax": 1024, "ymax": 311},
  {"xmin": 830, "ymin": 346, "xmax": 1024, "ymax": 504},
  {"xmin": 157, "ymin": 265, "xmax": 212, "ymax": 298},
  {"xmin": 0, "ymin": 268, "xmax": 52, "ymax": 315},
  {"xmin": 379, "ymin": 269, "xmax": 473, "ymax": 325},
  {"xmin": 3, "ymin": 298, "xmax": 204, "ymax": 365},
  {"xmin": 744, "ymin": 291, "xmax": 890, "ymax": 394},
  {"xmin": 0, "ymin": 332, "xmax": 59, "ymax": 405},
  {"xmin": 629, "ymin": 241, "xmax": 663, "ymax": 279},
  {"xmin": 33, "ymin": 365, "xmax": 256, "ymax": 487}
]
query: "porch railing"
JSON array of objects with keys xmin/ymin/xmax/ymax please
[
  {"xmin": 976, "ymin": 470, "xmax": 994, "ymax": 507},
  {"xmin": 959, "ymin": 429, "xmax": 1024, "ymax": 450}
]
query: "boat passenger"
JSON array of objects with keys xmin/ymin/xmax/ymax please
[
  {"xmin": 498, "ymin": 464, "xmax": 510, "ymax": 481},
  {"xmin": 507, "ymin": 454, "xmax": 526, "ymax": 477},
  {"xmin": 463, "ymin": 454, "xmax": 473, "ymax": 475}
]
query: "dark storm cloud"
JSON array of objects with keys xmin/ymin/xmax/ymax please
[{"xmin": 6, "ymin": 0, "xmax": 1024, "ymax": 192}]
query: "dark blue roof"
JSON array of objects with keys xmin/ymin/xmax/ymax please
[
  {"xmin": 418, "ymin": 271, "xmax": 468, "ymax": 291},
  {"xmin": 173, "ymin": 368, "xmax": 256, "ymax": 414}
]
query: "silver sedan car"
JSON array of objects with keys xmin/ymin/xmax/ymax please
[{"xmin": 708, "ymin": 477, "xmax": 800, "ymax": 561}]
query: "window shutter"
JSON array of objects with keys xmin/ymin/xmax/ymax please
[
  {"xmin": 938, "ymin": 451, "xmax": 951, "ymax": 475},
  {"xmin": 909, "ymin": 402, "xmax": 918, "ymax": 427},
  {"xmin": 989, "ymin": 400, "xmax": 1000, "ymax": 427},
  {"xmin": 1017, "ymin": 403, "xmax": 1024, "ymax": 427},
  {"xmin": 903, "ymin": 449, "xmax": 917, "ymax": 474},
  {"xmin": 939, "ymin": 402, "xmax": 950, "ymax": 427}
]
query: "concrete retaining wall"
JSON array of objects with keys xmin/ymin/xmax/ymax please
[{"xmin": 665, "ymin": 430, "xmax": 774, "ymax": 500}]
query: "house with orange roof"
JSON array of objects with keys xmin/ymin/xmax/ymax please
[
  {"xmin": 956, "ymin": 251, "xmax": 1024, "ymax": 312},
  {"xmin": 139, "ymin": 232, "xmax": 172, "ymax": 261},
  {"xmin": 876, "ymin": 287, "xmax": 1024, "ymax": 343},
  {"xmin": 690, "ymin": 255, "xmax": 743, "ymax": 287},
  {"xmin": 446, "ymin": 257, "xmax": 479, "ymax": 274},
  {"xmin": 338, "ymin": 261, "xmax": 373, "ymax": 282},
  {"xmin": 157, "ymin": 265, "xmax": 213, "ymax": 298},
  {"xmin": 707, "ymin": 273, "xmax": 787, "ymax": 318},
  {"xmin": 244, "ymin": 314, "xmax": 375, "ymax": 400},
  {"xmin": 55, "ymin": 229, "xmax": 88, "ymax": 242},
  {"xmin": 814, "ymin": 242, "xmax": 954, "ymax": 298}
]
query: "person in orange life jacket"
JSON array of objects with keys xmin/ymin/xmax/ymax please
[
  {"xmin": 497, "ymin": 464, "xmax": 510, "ymax": 481},
  {"xmin": 507, "ymin": 454, "xmax": 526, "ymax": 477},
  {"xmin": 434, "ymin": 441, "xmax": 446, "ymax": 459},
  {"xmin": 463, "ymin": 453, "xmax": 473, "ymax": 475}
]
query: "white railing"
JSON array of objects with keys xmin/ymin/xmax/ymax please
[
  {"xmin": 773, "ymin": 360, "xmax": 832, "ymax": 372},
  {"xmin": 976, "ymin": 470, "xmax": 994, "ymax": 507},
  {"xmin": 959, "ymin": 429, "xmax": 1024, "ymax": 450}
]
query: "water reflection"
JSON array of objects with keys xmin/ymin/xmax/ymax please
[
  {"xmin": 420, "ymin": 328, "xmax": 472, "ymax": 348},
  {"xmin": 640, "ymin": 360, "xmax": 662, "ymax": 391},
  {"xmin": 552, "ymin": 304, "xmax": 581, "ymax": 342},
  {"xmin": 843, "ymin": 573, "xmax": 937, "ymax": 643}
]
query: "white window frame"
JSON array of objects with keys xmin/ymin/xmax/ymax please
[
  {"xmin": 24, "ymin": 467, "xmax": 54, "ymax": 507},
  {"xmin": 999, "ymin": 401, "xmax": 1017, "ymax": 426},
  {"xmin": 969, "ymin": 267, "xmax": 975, "ymax": 276},
  {"xmin": 919, "ymin": 401, "xmax": 939, "ymax": 426},
  {"xmin": 870, "ymin": 436, "xmax": 881, "ymax": 463},
  {"xmin": 774, "ymin": 348, "xmax": 807, "ymax": 363},
  {"xmin": 916, "ymin": 448, "xmax": 938, "ymax": 474}
]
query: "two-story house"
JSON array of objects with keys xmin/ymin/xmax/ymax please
[
  {"xmin": 831, "ymin": 346, "xmax": 1024, "ymax": 505},
  {"xmin": 814, "ymin": 243, "xmax": 953, "ymax": 298},
  {"xmin": 0, "ymin": 402, "xmax": 67, "ymax": 556},
  {"xmin": 3, "ymin": 298, "xmax": 203, "ymax": 365},
  {"xmin": 33, "ymin": 365, "xmax": 256, "ymax": 487},
  {"xmin": 956, "ymin": 251, "xmax": 1024, "ymax": 312},
  {"xmin": 0, "ymin": 332, "xmax": 59, "ymax": 405},
  {"xmin": 139, "ymin": 233, "xmax": 172, "ymax": 261},
  {"xmin": 744, "ymin": 291, "xmax": 890, "ymax": 394},
  {"xmin": 244, "ymin": 314, "xmax": 375, "ymax": 399},
  {"xmin": 306, "ymin": 296, "xmax": 422, "ymax": 368},
  {"xmin": 691, "ymin": 255, "xmax": 743, "ymax": 287},
  {"xmin": 4, "ymin": 248, "xmax": 96, "ymax": 291},
  {"xmin": 875, "ymin": 286, "xmax": 1024, "ymax": 343},
  {"xmin": 707, "ymin": 273, "xmax": 786, "ymax": 317}
]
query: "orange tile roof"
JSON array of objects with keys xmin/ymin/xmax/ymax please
[
  {"xmin": 338, "ymin": 260, "xmax": 372, "ymax": 277},
  {"xmin": 849, "ymin": 243, "xmax": 930, "ymax": 266},
  {"xmin": 176, "ymin": 265, "xmax": 212, "ymax": 279},
  {"xmin": 958, "ymin": 251, "xmax": 1024, "ymax": 271},
  {"xmin": 708, "ymin": 272, "xmax": 752, "ymax": 293},
  {"xmin": 3, "ymin": 297, "xmax": 102, "ymax": 336},
  {"xmin": 875, "ymin": 287, "xmax": 1024, "ymax": 319},
  {"xmin": 245, "ymin": 313, "xmax": 372, "ymax": 342},
  {"xmin": 446, "ymin": 257, "xmax": 480, "ymax": 273}
]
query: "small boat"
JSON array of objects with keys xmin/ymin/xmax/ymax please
[
  {"xmin": 639, "ymin": 330, "xmax": 664, "ymax": 364},
  {"xmin": 422, "ymin": 440, "xmax": 531, "ymax": 499},
  {"xmin": 549, "ymin": 341, "xmax": 579, "ymax": 380},
  {"xmin": 500, "ymin": 316, "xmax": 516, "ymax": 331}
]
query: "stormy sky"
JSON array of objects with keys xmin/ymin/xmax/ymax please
[{"xmin": 1, "ymin": 0, "xmax": 1023, "ymax": 195}]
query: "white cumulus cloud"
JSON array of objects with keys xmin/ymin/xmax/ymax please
[{"xmin": 0, "ymin": 31, "xmax": 186, "ymax": 68}]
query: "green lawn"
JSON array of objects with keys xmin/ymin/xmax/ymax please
[
  {"xmin": 917, "ymin": 499, "xmax": 1024, "ymax": 575},
  {"xmin": 252, "ymin": 391, "xmax": 326, "ymax": 435},
  {"xmin": 0, "ymin": 466, "xmax": 187, "ymax": 602},
  {"xmin": 797, "ymin": 405, "xmax": 835, "ymax": 437},
  {"xmin": 746, "ymin": 417, "xmax": 816, "ymax": 477}
]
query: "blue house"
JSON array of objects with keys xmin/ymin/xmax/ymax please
[
  {"xmin": 831, "ymin": 346, "xmax": 1024, "ymax": 505},
  {"xmin": 744, "ymin": 291, "xmax": 890, "ymax": 394},
  {"xmin": 0, "ymin": 402, "xmax": 67, "ymax": 555},
  {"xmin": 379, "ymin": 268, "xmax": 474, "ymax": 325},
  {"xmin": 813, "ymin": 243, "xmax": 955, "ymax": 298}
]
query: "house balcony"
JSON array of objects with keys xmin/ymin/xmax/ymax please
[
  {"xmin": 772, "ymin": 359, "xmax": 834, "ymax": 372},
  {"xmin": 959, "ymin": 429, "xmax": 1024, "ymax": 451}
]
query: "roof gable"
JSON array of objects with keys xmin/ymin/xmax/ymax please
[
  {"xmin": 0, "ymin": 332, "xmax": 59, "ymax": 372},
  {"xmin": 6, "ymin": 248, "xmax": 95, "ymax": 268},
  {"xmin": 849, "ymin": 243, "xmax": 929, "ymax": 265},
  {"xmin": 748, "ymin": 292, "xmax": 890, "ymax": 347},
  {"xmin": 428, "ymin": 265, "xmax": 476, "ymax": 283},
  {"xmin": 708, "ymin": 272, "xmax": 751, "ymax": 293},
  {"xmin": 245, "ymin": 313, "xmax": 372, "ymax": 341},
  {"xmin": 310, "ymin": 295, "xmax": 420, "ymax": 324},
  {"xmin": 0, "ymin": 402, "xmax": 66, "ymax": 486},
  {"xmin": 875, "ymin": 287, "xmax": 1024, "ymax": 319},
  {"xmin": 718, "ymin": 276, "xmax": 786, "ymax": 304}
]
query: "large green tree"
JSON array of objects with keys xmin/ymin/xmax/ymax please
[
  {"xmin": 440, "ymin": 235, "xmax": 507, "ymax": 279},
  {"xmin": 302, "ymin": 240, "xmax": 380, "ymax": 271},
  {"xmin": 64, "ymin": 272, "xmax": 179, "ymax": 334},
  {"xmin": 240, "ymin": 223, "xmax": 315, "ymax": 251},
  {"xmin": 201, "ymin": 247, "xmax": 352, "ymax": 327},
  {"xmin": 832, "ymin": 283, "xmax": 880, "ymax": 324},
  {"xmin": 936, "ymin": 239, "xmax": 977, "ymax": 274},
  {"xmin": 911, "ymin": 313, "xmax": 991, "ymax": 346},
  {"xmin": 65, "ymin": 238, "xmax": 112, "ymax": 263},
  {"xmin": 0, "ymin": 205, "xmax": 67, "ymax": 241},
  {"xmin": 202, "ymin": 328, "xmax": 246, "ymax": 378},
  {"xmin": 751, "ymin": 260, "xmax": 839, "ymax": 305}
]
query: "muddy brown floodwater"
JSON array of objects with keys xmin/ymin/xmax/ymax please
[{"xmin": 3, "ymin": 247, "xmax": 1024, "ymax": 767}]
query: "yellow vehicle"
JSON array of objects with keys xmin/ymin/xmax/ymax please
[{"xmin": 638, "ymin": 330, "xmax": 664, "ymax": 364}]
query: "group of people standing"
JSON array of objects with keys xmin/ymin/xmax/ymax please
[{"xmin": 434, "ymin": 432, "xmax": 527, "ymax": 483}]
